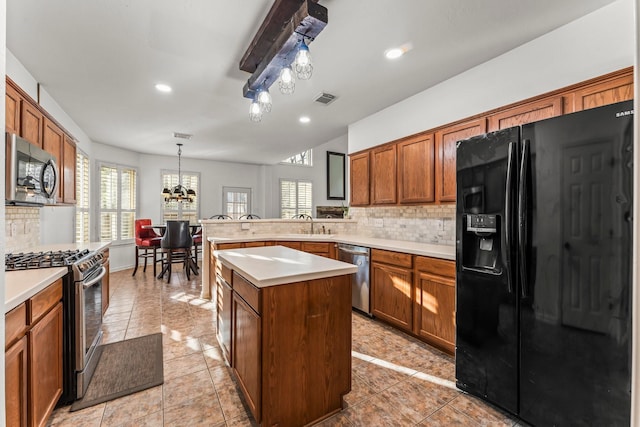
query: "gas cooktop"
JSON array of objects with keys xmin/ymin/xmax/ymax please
[{"xmin": 5, "ymin": 249, "xmax": 91, "ymax": 271}]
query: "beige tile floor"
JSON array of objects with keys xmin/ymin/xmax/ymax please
[{"xmin": 48, "ymin": 266, "xmax": 523, "ymax": 427}]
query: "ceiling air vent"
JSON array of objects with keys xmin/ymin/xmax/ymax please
[
  {"xmin": 173, "ymin": 132, "xmax": 193, "ymax": 140},
  {"xmin": 314, "ymin": 92, "xmax": 337, "ymax": 105}
]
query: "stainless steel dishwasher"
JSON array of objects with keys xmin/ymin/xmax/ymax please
[{"xmin": 337, "ymin": 243, "xmax": 371, "ymax": 316}]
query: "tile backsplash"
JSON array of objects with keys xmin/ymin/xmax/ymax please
[
  {"xmin": 349, "ymin": 205, "xmax": 455, "ymax": 245},
  {"xmin": 6, "ymin": 206, "xmax": 41, "ymax": 253}
]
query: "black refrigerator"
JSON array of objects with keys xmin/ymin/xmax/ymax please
[{"xmin": 455, "ymin": 100, "xmax": 633, "ymax": 426}]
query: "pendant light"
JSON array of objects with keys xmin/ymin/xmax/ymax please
[
  {"xmin": 278, "ymin": 66, "xmax": 296, "ymax": 95},
  {"xmin": 294, "ymin": 39, "xmax": 313, "ymax": 80},
  {"xmin": 162, "ymin": 143, "xmax": 196, "ymax": 203}
]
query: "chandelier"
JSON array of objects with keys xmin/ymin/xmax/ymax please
[{"xmin": 162, "ymin": 143, "xmax": 196, "ymax": 203}]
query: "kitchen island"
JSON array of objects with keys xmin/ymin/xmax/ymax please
[{"xmin": 215, "ymin": 245, "xmax": 357, "ymax": 427}]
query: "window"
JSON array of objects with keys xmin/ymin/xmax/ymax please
[
  {"xmin": 98, "ymin": 162, "xmax": 137, "ymax": 243},
  {"xmin": 281, "ymin": 149, "xmax": 312, "ymax": 166},
  {"xmin": 280, "ymin": 179, "xmax": 312, "ymax": 218},
  {"xmin": 223, "ymin": 187, "xmax": 251, "ymax": 219},
  {"xmin": 75, "ymin": 150, "xmax": 90, "ymax": 243},
  {"xmin": 161, "ymin": 170, "xmax": 200, "ymax": 223}
]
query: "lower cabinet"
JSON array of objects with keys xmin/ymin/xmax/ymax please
[
  {"xmin": 370, "ymin": 249, "xmax": 456, "ymax": 354},
  {"xmin": 29, "ymin": 302, "xmax": 63, "ymax": 427},
  {"xmin": 414, "ymin": 257, "xmax": 456, "ymax": 353},
  {"xmin": 216, "ymin": 268, "xmax": 233, "ymax": 364},
  {"xmin": 5, "ymin": 279, "xmax": 64, "ymax": 427},
  {"xmin": 6, "ymin": 335, "xmax": 28, "ymax": 427},
  {"xmin": 232, "ymin": 292, "xmax": 262, "ymax": 422},
  {"xmin": 371, "ymin": 249, "xmax": 414, "ymax": 333}
]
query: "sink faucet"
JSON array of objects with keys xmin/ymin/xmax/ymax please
[{"xmin": 306, "ymin": 216, "xmax": 314, "ymax": 234}]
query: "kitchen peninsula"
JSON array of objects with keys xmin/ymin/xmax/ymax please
[{"xmin": 214, "ymin": 245, "xmax": 357, "ymax": 426}]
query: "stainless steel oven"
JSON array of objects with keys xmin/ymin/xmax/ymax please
[{"xmin": 74, "ymin": 259, "xmax": 106, "ymax": 398}]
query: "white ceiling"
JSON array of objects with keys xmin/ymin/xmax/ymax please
[{"xmin": 7, "ymin": 0, "xmax": 617, "ymax": 165}]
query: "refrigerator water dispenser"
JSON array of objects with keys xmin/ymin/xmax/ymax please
[{"xmin": 462, "ymin": 214, "xmax": 500, "ymax": 272}]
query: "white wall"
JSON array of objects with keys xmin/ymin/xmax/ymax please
[
  {"xmin": 348, "ymin": 0, "xmax": 635, "ymax": 153},
  {"xmin": 0, "ymin": 0, "xmax": 7, "ymax": 420},
  {"xmin": 263, "ymin": 134, "xmax": 349, "ymax": 218}
]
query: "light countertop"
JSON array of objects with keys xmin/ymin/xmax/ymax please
[
  {"xmin": 5, "ymin": 267, "xmax": 68, "ymax": 313},
  {"xmin": 4, "ymin": 241, "xmax": 111, "ymax": 313},
  {"xmin": 216, "ymin": 245, "xmax": 358, "ymax": 288},
  {"xmin": 208, "ymin": 234, "xmax": 455, "ymax": 260}
]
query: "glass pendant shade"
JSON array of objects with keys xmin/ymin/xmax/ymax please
[
  {"xmin": 249, "ymin": 99, "xmax": 263, "ymax": 122},
  {"xmin": 294, "ymin": 40, "xmax": 313, "ymax": 80},
  {"xmin": 257, "ymin": 88, "xmax": 272, "ymax": 113},
  {"xmin": 278, "ymin": 66, "xmax": 296, "ymax": 94}
]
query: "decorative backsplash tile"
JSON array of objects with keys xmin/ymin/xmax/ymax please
[
  {"xmin": 349, "ymin": 205, "xmax": 455, "ymax": 245},
  {"xmin": 6, "ymin": 206, "xmax": 41, "ymax": 253}
]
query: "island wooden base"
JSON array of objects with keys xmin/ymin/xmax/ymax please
[{"xmin": 217, "ymin": 265, "xmax": 352, "ymax": 427}]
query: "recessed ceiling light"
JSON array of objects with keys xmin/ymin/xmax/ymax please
[
  {"xmin": 155, "ymin": 83, "xmax": 172, "ymax": 93},
  {"xmin": 384, "ymin": 43, "xmax": 413, "ymax": 60},
  {"xmin": 299, "ymin": 116, "xmax": 311, "ymax": 124}
]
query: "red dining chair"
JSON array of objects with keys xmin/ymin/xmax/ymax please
[{"xmin": 133, "ymin": 219, "xmax": 163, "ymax": 276}]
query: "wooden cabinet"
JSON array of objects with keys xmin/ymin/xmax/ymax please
[
  {"xmin": 6, "ymin": 82, "xmax": 22, "ymax": 135},
  {"xmin": 62, "ymin": 136, "xmax": 77, "ymax": 204},
  {"xmin": 21, "ymin": 101, "xmax": 44, "ymax": 147},
  {"xmin": 4, "ymin": 279, "xmax": 64, "ymax": 427},
  {"xmin": 371, "ymin": 144, "xmax": 397, "ymax": 204},
  {"xmin": 435, "ymin": 118, "xmax": 486, "ymax": 203},
  {"xmin": 349, "ymin": 151, "xmax": 370, "ymax": 206},
  {"xmin": 397, "ymin": 133, "xmax": 435, "ymax": 203},
  {"xmin": 488, "ymin": 96, "xmax": 563, "ymax": 132},
  {"xmin": 6, "ymin": 302, "xmax": 28, "ymax": 427},
  {"xmin": 216, "ymin": 264, "xmax": 233, "ymax": 364},
  {"xmin": 6, "ymin": 336, "xmax": 28, "ymax": 427},
  {"xmin": 371, "ymin": 249, "xmax": 413, "ymax": 332},
  {"xmin": 42, "ymin": 118, "xmax": 65, "ymax": 202},
  {"xmin": 29, "ymin": 302, "xmax": 63, "ymax": 427},
  {"xmin": 413, "ymin": 256, "xmax": 456, "ymax": 354},
  {"xmin": 232, "ymin": 283, "xmax": 262, "ymax": 422},
  {"xmin": 571, "ymin": 73, "xmax": 634, "ymax": 112},
  {"xmin": 301, "ymin": 241, "xmax": 334, "ymax": 258},
  {"xmin": 275, "ymin": 240, "xmax": 302, "ymax": 250}
]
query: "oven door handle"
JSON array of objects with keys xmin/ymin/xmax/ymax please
[{"xmin": 82, "ymin": 266, "xmax": 107, "ymax": 289}]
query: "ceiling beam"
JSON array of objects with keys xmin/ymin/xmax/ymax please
[{"xmin": 240, "ymin": 0, "xmax": 328, "ymax": 99}]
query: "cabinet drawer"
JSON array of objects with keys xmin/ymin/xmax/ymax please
[
  {"xmin": 302, "ymin": 242, "xmax": 329, "ymax": 253},
  {"xmin": 221, "ymin": 264, "xmax": 233, "ymax": 285},
  {"xmin": 415, "ymin": 256, "xmax": 455, "ymax": 278},
  {"xmin": 233, "ymin": 272, "xmax": 261, "ymax": 314},
  {"xmin": 244, "ymin": 241, "xmax": 266, "ymax": 248},
  {"xmin": 276, "ymin": 241, "xmax": 302, "ymax": 250},
  {"xmin": 217, "ymin": 242, "xmax": 244, "ymax": 250},
  {"xmin": 29, "ymin": 279, "xmax": 63, "ymax": 325},
  {"xmin": 371, "ymin": 249, "xmax": 412, "ymax": 268},
  {"xmin": 5, "ymin": 303, "xmax": 27, "ymax": 349}
]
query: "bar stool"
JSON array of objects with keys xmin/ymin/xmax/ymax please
[
  {"xmin": 239, "ymin": 214, "xmax": 261, "ymax": 219},
  {"xmin": 192, "ymin": 227, "xmax": 202, "ymax": 272},
  {"xmin": 158, "ymin": 220, "xmax": 197, "ymax": 282},
  {"xmin": 133, "ymin": 219, "xmax": 162, "ymax": 276}
]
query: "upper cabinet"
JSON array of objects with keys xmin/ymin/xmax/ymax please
[
  {"xmin": 371, "ymin": 144, "xmax": 397, "ymax": 205},
  {"xmin": 63, "ymin": 136, "xmax": 77, "ymax": 204},
  {"xmin": 571, "ymin": 73, "xmax": 634, "ymax": 112},
  {"xmin": 6, "ymin": 77, "xmax": 78, "ymax": 205},
  {"xmin": 397, "ymin": 133, "xmax": 435, "ymax": 204},
  {"xmin": 487, "ymin": 96, "xmax": 563, "ymax": 132},
  {"xmin": 5, "ymin": 83, "xmax": 22, "ymax": 135},
  {"xmin": 43, "ymin": 118, "xmax": 65, "ymax": 202},
  {"xmin": 435, "ymin": 118, "xmax": 486, "ymax": 203},
  {"xmin": 349, "ymin": 151, "xmax": 370, "ymax": 206},
  {"xmin": 21, "ymin": 101, "xmax": 44, "ymax": 148}
]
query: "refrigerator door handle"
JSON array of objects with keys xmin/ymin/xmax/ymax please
[
  {"xmin": 504, "ymin": 141, "xmax": 516, "ymax": 294},
  {"xmin": 518, "ymin": 139, "xmax": 530, "ymax": 298}
]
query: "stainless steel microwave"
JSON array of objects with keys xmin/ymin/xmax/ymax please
[{"xmin": 5, "ymin": 133, "xmax": 59, "ymax": 206}]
